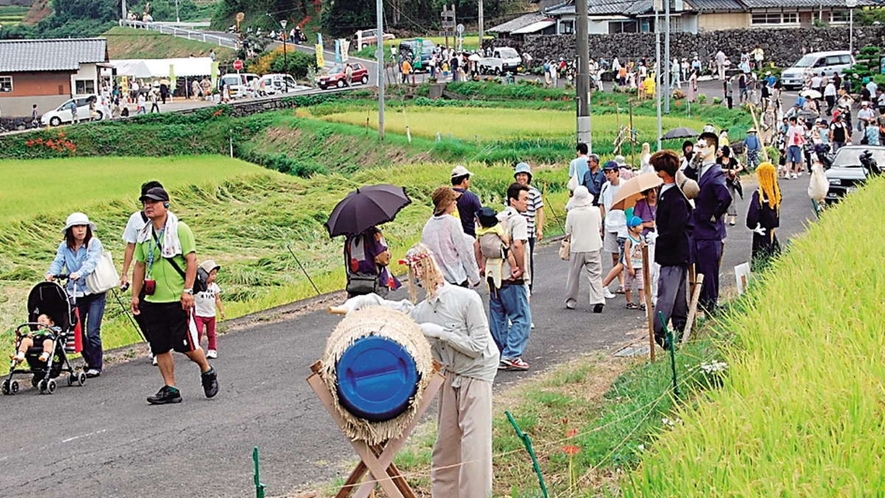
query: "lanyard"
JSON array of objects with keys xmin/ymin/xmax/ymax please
[{"xmin": 146, "ymin": 227, "xmax": 164, "ymax": 277}]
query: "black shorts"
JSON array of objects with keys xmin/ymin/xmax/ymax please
[{"xmin": 140, "ymin": 301, "xmax": 198, "ymax": 355}]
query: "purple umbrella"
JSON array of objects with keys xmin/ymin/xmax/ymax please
[{"xmin": 325, "ymin": 184, "xmax": 412, "ymax": 237}]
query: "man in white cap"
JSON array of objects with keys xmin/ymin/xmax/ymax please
[{"xmin": 451, "ymin": 165, "xmax": 481, "ymax": 238}]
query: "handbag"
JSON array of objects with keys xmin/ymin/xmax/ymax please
[
  {"xmin": 558, "ymin": 237, "xmax": 571, "ymax": 260},
  {"xmin": 86, "ymin": 251, "xmax": 119, "ymax": 294},
  {"xmin": 346, "ymin": 273, "xmax": 379, "ymax": 295}
]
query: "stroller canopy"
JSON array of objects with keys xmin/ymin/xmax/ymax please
[{"xmin": 27, "ymin": 282, "xmax": 73, "ymax": 332}]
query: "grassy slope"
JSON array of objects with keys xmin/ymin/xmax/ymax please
[
  {"xmin": 103, "ymin": 26, "xmax": 235, "ymax": 60},
  {"xmin": 0, "ymin": 156, "xmax": 257, "ymax": 223},
  {"xmin": 624, "ymin": 177, "xmax": 885, "ymax": 496}
]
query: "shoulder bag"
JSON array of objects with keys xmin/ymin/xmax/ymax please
[
  {"xmin": 86, "ymin": 250, "xmax": 119, "ymax": 295},
  {"xmin": 558, "ymin": 236, "xmax": 571, "ymax": 261}
]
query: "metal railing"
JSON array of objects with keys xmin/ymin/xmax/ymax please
[{"xmin": 118, "ymin": 20, "xmax": 238, "ymax": 50}]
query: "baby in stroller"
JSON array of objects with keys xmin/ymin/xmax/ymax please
[{"xmin": 11, "ymin": 314, "xmax": 59, "ymax": 364}]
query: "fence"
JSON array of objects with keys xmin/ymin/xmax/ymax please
[{"xmin": 118, "ymin": 20, "xmax": 238, "ymax": 50}]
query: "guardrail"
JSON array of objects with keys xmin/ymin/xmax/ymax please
[{"xmin": 118, "ymin": 20, "xmax": 238, "ymax": 50}]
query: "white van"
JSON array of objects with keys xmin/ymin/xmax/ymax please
[
  {"xmin": 41, "ymin": 95, "xmax": 110, "ymax": 126},
  {"xmin": 781, "ymin": 51, "xmax": 854, "ymax": 89},
  {"xmin": 219, "ymin": 73, "xmax": 260, "ymax": 99}
]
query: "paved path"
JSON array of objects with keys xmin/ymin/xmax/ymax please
[{"xmin": 0, "ymin": 175, "xmax": 814, "ymax": 497}]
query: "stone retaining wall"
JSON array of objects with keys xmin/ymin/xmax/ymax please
[{"xmin": 488, "ymin": 27, "xmax": 885, "ymax": 67}]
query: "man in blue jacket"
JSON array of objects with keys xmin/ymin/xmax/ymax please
[
  {"xmin": 684, "ymin": 131, "xmax": 732, "ymax": 312},
  {"xmin": 650, "ymin": 150, "xmax": 694, "ymax": 348}
]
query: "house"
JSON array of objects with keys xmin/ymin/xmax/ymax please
[
  {"xmin": 489, "ymin": 0, "xmax": 879, "ymax": 36},
  {"xmin": 0, "ymin": 38, "xmax": 108, "ymax": 118}
]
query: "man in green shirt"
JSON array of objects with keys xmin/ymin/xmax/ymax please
[{"xmin": 131, "ymin": 187, "xmax": 218, "ymax": 405}]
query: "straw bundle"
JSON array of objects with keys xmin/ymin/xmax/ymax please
[{"xmin": 320, "ymin": 306, "xmax": 433, "ymax": 445}]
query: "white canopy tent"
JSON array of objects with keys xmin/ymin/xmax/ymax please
[{"xmin": 110, "ymin": 57, "xmax": 214, "ymax": 78}]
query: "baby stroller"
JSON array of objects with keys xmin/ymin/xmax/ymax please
[{"xmin": 3, "ymin": 278, "xmax": 87, "ymax": 395}]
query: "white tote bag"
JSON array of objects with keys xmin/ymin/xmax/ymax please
[{"xmin": 86, "ymin": 251, "xmax": 119, "ymax": 294}]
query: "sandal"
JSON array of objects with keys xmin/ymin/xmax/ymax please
[
  {"xmin": 639, "ymin": 303, "xmax": 647, "ymax": 311},
  {"xmin": 616, "ymin": 286, "xmax": 626, "ymax": 294},
  {"xmin": 625, "ymin": 302, "xmax": 639, "ymax": 310}
]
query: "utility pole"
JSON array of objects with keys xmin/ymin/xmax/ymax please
[
  {"xmin": 122, "ymin": 0, "xmax": 127, "ymax": 20},
  {"xmin": 576, "ymin": 0, "xmax": 591, "ymax": 149},
  {"xmin": 281, "ymin": 19, "xmax": 288, "ymax": 93},
  {"xmin": 664, "ymin": 0, "xmax": 671, "ymax": 114},
  {"xmin": 655, "ymin": 0, "xmax": 662, "ymax": 150},
  {"xmin": 478, "ymin": 0, "xmax": 484, "ymax": 48},
  {"xmin": 377, "ymin": 0, "xmax": 385, "ymax": 140}
]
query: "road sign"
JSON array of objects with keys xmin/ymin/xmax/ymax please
[
  {"xmin": 456, "ymin": 24, "xmax": 464, "ymax": 35},
  {"xmin": 233, "ymin": 59, "xmax": 243, "ymax": 71}
]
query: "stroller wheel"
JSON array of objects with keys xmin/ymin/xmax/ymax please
[
  {"xmin": 31, "ymin": 377, "xmax": 40, "ymax": 388},
  {"xmin": 77, "ymin": 372, "xmax": 86, "ymax": 386},
  {"xmin": 10, "ymin": 380, "xmax": 19, "ymax": 395},
  {"xmin": 1, "ymin": 379, "xmax": 9, "ymax": 395},
  {"xmin": 38, "ymin": 379, "xmax": 47, "ymax": 394},
  {"xmin": 46, "ymin": 379, "xmax": 57, "ymax": 394},
  {"xmin": 67, "ymin": 374, "xmax": 75, "ymax": 387}
]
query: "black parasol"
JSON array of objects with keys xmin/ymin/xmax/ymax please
[{"xmin": 325, "ymin": 184, "xmax": 412, "ymax": 237}]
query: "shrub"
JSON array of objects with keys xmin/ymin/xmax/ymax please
[
  {"xmin": 712, "ymin": 97, "xmax": 722, "ymax": 104},
  {"xmin": 697, "ymin": 94, "xmax": 707, "ymax": 104},
  {"xmin": 250, "ymin": 46, "xmax": 317, "ymax": 79}
]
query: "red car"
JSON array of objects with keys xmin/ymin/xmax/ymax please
[{"xmin": 316, "ymin": 63, "xmax": 369, "ymax": 89}]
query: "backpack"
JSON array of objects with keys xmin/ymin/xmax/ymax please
[{"xmin": 478, "ymin": 232, "xmax": 505, "ymax": 260}]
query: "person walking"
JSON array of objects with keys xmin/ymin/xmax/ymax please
[
  {"xmin": 149, "ymin": 89, "xmax": 160, "ymax": 113},
  {"xmin": 513, "ymin": 163, "xmax": 544, "ymax": 292},
  {"xmin": 46, "ymin": 212, "xmax": 107, "ymax": 378},
  {"xmin": 568, "ymin": 143, "xmax": 590, "ymax": 187},
  {"xmin": 564, "ymin": 186, "xmax": 605, "ymax": 313},
  {"xmin": 422, "ymin": 187, "xmax": 480, "ymax": 287},
  {"xmin": 650, "ymin": 150, "xmax": 693, "ymax": 348},
  {"xmin": 785, "ymin": 116, "xmax": 805, "ymax": 179},
  {"xmin": 451, "ymin": 165, "xmax": 482, "ymax": 238},
  {"xmin": 337, "ymin": 242, "xmax": 498, "ymax": 498},
  {"xmin": 717, "ymin": 146, "xmax": 743, "ymax": 226},
  {"xmin": 581, "ymin": 153, "xmax": 605, "ymax": 204},
  {"xmin": 746, "ymin": 162, "xmax": 781, "ymax": 269},
  {"xmin": 684, "ymin": 132, "xmax": 731, "ymax": 313},
  {"xmin": 489, "ymin": 183, "xmax": 532, "ymax": 371},
  {"xmin": 599, "ymin": 161, "xmax": 627, "ymax": 298},
  {"xmin": 130, "ymin": 186, "xmax": 218, "ymax": 404},
  {"xmin": 194, "ymin": 260, "xmax": 224, "ymax": 359}
]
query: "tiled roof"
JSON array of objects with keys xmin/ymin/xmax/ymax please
[
  {"xmin": 550, "ymin": 0, "xmax": 658, "ymax": 16},
  {"xmin": 742, "ymin": 0, "xmax": 879, "ymax": 6},
  {"xmin": 489, "ymin": 12, "xmax": 551, "ymax": 33},
  {"xmin": 0, "ymin": 38, "xmax": 107, "ymax": 73},
  {"xmin": 687, "ymin": 0, "xmax": 745, "ymax": 11}
]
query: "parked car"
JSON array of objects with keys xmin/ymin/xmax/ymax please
[
  {"xmin": 316, "ymin": 63, "xmax": 369, "ymax": 89},
  {"xmin": 825, "ymin": 145, "xmax": 885, "ymax": 204},
  {"xmin": 219, "ymin": 73, "xmax": 260, "ymax": 99},
  {"xmin": 41, "ymin": 95, "xmax": 110, "ymax": 127},
  {"xmin": 398, "ymin": 39, "xmax": 436, "ymax": 71},
  {"xmin": 352, "ymin": 29, "xmax": 394, "ymax": 47},
  {"xmin": 258, "ymin": 74, "xmax": 303, "ymax": 95},
  {"xmin": 479, "ymin": 47, "xmax": 521, "ymax": 75},
  {"xmin": 781, "ymin": 51, "xmax": 854, "ymax": 90}
]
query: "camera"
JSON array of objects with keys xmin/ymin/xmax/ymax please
[{"xmin": 144, "ymin": 279, "xmax": 156, "ymax": 296}]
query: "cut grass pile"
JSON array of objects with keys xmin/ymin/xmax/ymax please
[
  {"xmin": 318, "ymin": 106, "xmax": 709, "ymax": 145},
  {"xmin": 624, "ymin": 176, "xmax": 885, "ymax": 496},
  {"xmin": 103, "ymin": 26, "xmax": 236, "ymax": 60},
  {"xmin": 0, "ymin": 156, "xmax": 569, "ymax": 359}
]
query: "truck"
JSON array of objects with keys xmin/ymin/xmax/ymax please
[{"xmin": 478, "ymin": 47, "xmax": 521, "ymax": 75}]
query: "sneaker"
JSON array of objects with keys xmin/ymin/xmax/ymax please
[
  {"xmin": 792, "ymin": 173, "xmax": 798, "ymax": 179},
  {"xmin": 151, "ymin": 355, "xmax": 158, "ymax": 366},
  {"xmin": 85, "ymin": 369, "xmax": 101, "ymax": 378},
  {"xmin": 625, "ymin": 302, "xmax": 639, "ymax": 310},
  {"xmin": 616, "ymin": 286, "xmax": 626, "ymax": 294},
  {"xmin": 506, "ymin": 357, "xmax": 530, "ymax": 371},
  {"xmin": 201, "ymin": 367, "xmax": 219, "ymax": 398},
  {"xmin": 531, "ymin": 322, "xmax": 535, "ymax": 329},
  {"xmin": 593, "ymin": 303, "xmax": 605, "ymax": 314},
  {"xmin": 206, "ymin": 350, "xmax": 218, "ymax": 359},
  {"xmin": 147, "ymin": 385, "xmax": 182, "ymax": 405},
  {"xmin": 603, "ymin": 288, "xmax": 617, "ymax": 299},
  {"xmin": 565, "ymin": 300, "xmax": 576, "ymax": 310}
]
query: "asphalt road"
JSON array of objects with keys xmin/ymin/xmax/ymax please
[{"xmin": 0, "ymin": 175, "xmax": 815, "ymax": 498}]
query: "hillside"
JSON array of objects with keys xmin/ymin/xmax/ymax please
[
  {"xmin": 20, "ymin": 0, "xmax": 48, "ymax": 24},
  {"xmin": 104, "ymin": 26, "xmax": 235, "ymax": 60}
]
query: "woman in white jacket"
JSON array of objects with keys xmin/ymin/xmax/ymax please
[{"xmin": 564, "ymin": 186, "xmax": 606, "ymax": 313}]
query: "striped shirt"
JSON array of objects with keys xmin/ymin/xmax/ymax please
[{"xmin": 521, "ymin": 186, "xmax": 544, "ymax": 238}]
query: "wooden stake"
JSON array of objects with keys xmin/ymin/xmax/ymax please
[
  {"xmin": 681, "ymin": 273, "xmax": 704, "ymax": 344},
  {"xmin": 641, "ymin": 244, "xmax": 655, "ymax": 362}
]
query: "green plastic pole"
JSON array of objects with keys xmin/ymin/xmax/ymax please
[
  {"xmin": 657, "ymin": 311, "xmax": 680, "ymax": 397},
  {"xmin": 505, "ymin": 410, "xmax": 549, "ymax": 498},
  {"xmin": 253, "ymin": 446, "xmax": 266, "ymax": 498}
]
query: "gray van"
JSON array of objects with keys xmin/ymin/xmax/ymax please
[{"xmin": 781, "ymin": 51, "xmax": 854, "ymax": 89}]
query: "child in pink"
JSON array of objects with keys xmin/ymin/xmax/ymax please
[{"xmin": 194, "ymin": 260, "xmax": 225, "ymax": 359}]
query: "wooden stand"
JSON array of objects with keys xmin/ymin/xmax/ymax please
[
  {"xmin": 681, "ymin": 273, "xmax": 705, "ymax": 344},
  {"xmin": 307, "ymin": 361, "xmax": 445, "ymax": 498},
  {"xmin": 641, "ymin": 245, "xmax": 655, "ymax": 362}
]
